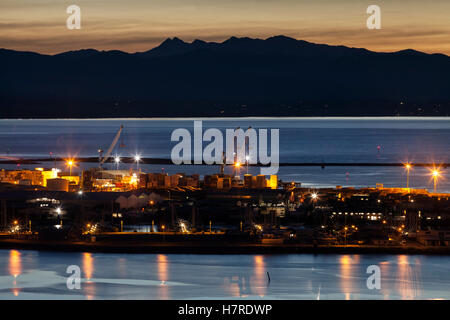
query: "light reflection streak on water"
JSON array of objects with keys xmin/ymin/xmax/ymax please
[
  {"xmin": 339, "ymin": 255, "xmax": 361, "ymax": 300},
  {"xmin": 396, "ymin": 255, "xmax": 421, "ymax": 299},
  {"xmin": 9, "ymin": 250, "xmax": 21, "ymax": 296},
  {"xmin": 83, "ymin": 252, "xmax": 95, "ymax": 300},
  {"xmin": 223, "ymin": 264, "xmax": 253, "ymax": 298},
  {"xmin": 224, "ymin": 276, "xmax": 241, "ymax": 297},
  {"xmin": 379, "ymin": 260, "xmax": 391, "ymax": 300},
  {"xmin": 157, "ymin": 254, "xmax": 169, "ymax": 299},
  {"xmin": 339, "ymin": 255, "xmax": 352, "ymax": 300},
  {"xmin": 251, "ymin": 255, "xmax": 266, "ymax": 297}
]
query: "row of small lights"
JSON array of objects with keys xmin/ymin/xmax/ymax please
[
  {"xmin": 66, "ymin": 159, "xmax": 442, "ymax": 187},
  {"xmin": 65, "ymin": 155, "xmax": 142, "ymax": 171},
  {"xmin": 332, "ymin": 212, "xmax": 383, "ymax": 216},
  {"xmin": 308, "ymin": 163, "xmax": 444, "ymax": 201},
  {"xmin": 67, "ymin": 156, "xmax": 247, "ymax": 173}
]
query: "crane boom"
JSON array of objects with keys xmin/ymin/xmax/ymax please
[{"xmin": 100, "ymin": 125, "xmax": 123, "ymax": 164}]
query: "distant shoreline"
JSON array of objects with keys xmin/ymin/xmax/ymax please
[{"xmin": 1, "ymin": 239, "xmax": 449, "ymax": 255}]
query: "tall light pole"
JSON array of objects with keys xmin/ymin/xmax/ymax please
[
  {"xmin": 115, "ymin": 156, "xmax": 120, "ymax": 170},
  {"xmin": 431, "ymin": 168, "xmax": 441, "ymax": 193},
  {"xmin": 134, "ymin": 155, "xmax": 141, "ymax": 173},
  {"xmin": 50, "ymin": 152, "xmax": 56, "ymax": 168},
  {"xmin": 234, "ymin": 161, "xmax": 241, "ymax": 178},
  {"xmin": 344, "ymin": 226, "xmax": 348, "ymax": 246},
  {"xmin": 404, "ymin": 163, "xmax": 412, "ymax": 189},
  {"xmin": 66, "ymin": 160, "xmax": 74, "ymax": 177}
]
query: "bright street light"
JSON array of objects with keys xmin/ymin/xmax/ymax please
[
  {"xmin": 134, "ymin": 155, "xmax": 141, "ymax": 172},
  {"xmin": 404, "ymin": 163, "xmax": 412, "ymax": 189},
  {"xmin": 66, "ymin": 159, "xmax": 75, "ymax": 176},
  {"xmin": 430, "ymin": 168, "xmax": 442, "ymax": 193},
  {"xmin": 114, "ymin": 156, "xmax": 120, "ymax": 170},
  {"xmin": 234, "ymin": 161, "xmax": 241, "ymax": 178}
]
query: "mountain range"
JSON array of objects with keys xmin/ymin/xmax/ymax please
[{"xmin": 1, "ymin": 35, "xmax": 450, "ymax": 118}]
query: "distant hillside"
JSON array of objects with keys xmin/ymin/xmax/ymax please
[{"xmin": 1, "ymin": 35, "xmax": 450, "ymax": 118}]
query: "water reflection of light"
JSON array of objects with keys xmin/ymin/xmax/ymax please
[
  {"xmin": 252, "ymin": 255, "xmax": 266, "ymax": 297},
  {"xmin": 339, "ymin": 255, "xmax": 351, "ymax": 299},
  {"xmin": 224, "ymin": 274, "xmax": 251, "ymax": 298},
  {"xmin": 227, "ymin": 276, "xmax": 240, "ymax": 297},
  {"xmin": 82, "ymin": 252, "xmax": 95, "ymax": 300},
  {"xmin": 9, "ymin": 250, "xmax": 21, "ymax": 278},
  {"xmin": 9, "ymin": 250, "xmax": 22, "ymax": 297},
  {"xmin": 379, "ymin": 260, "xmax": 391, "ymax": 299},
  {"xmin": 83, "ymin": 253, "xmax": 94, "ymax": 281},
  {"xmin": 396, "ymin": 255, "xmax": 421, "ymax": 299},
  {"xmin": 157, "ymin": 254, "xmax": 170, "ymax": 299},
  {"xmin": 339, "ymin": 255, "xmax": 360, "ymax": 300}
]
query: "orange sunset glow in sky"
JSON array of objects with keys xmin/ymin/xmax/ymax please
[{"xmin": 1, "ymin": 0, "xmax": 449, "ymax": 55}]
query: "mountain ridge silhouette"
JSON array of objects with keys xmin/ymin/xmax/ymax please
[{"xmin": 1, "ymin": 35, "xmax": 449, "ymax": 118}]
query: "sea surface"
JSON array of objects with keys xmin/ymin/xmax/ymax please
[
  {"xmin": 1, "ymin": 249, "xmax": 449, "ymax": 300},
  {"xmin": 1, "ymin": 117, "xmax": 449, "ymax": 192}
]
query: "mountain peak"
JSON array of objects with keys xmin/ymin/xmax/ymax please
[
  {"xmin": 266, "ymin": 35, "xmax": 296, "ymax": 42},
  {"xmin": 160, "ymin": 37, "xmax": 187, "ymax": 47},
  {"xmin": 55, "ymin": 48, "xmax": 100, "ymax": 57},
  {"xmin": 192, "ymin": 39, "xmax": 207, "ymax": 45},
  {"xmin": 139, "ymin": 37, "xmax": 191, "ymax": 56},
  {"xmin": 394, "ymin": 48, "xmax": 427, "ymax": 56},
  {"xmin": 224, "ymin": 36, "xmax": 256, "ymax": 43}
]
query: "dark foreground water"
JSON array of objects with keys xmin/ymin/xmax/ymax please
[
  {"xmin": 1, "ymin": 249, "xmax": 449, "ymax": 300},
  {"xmin": 1, "ymin": 117, "xmax": 450, "ymax": 192}
]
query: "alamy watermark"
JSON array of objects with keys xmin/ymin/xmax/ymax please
[
  {"xmin": 66, "ymin": 5, "xmax": 81, "ymax": 30},
  {"xmin": 65, "ymin": 4, "xmax": 380, "ymax": 31},
  {"xmin": 170, "ymin": 121, "xmax": 279, "ymax": 175},
  {"xmin": 367, "ymin": 5, "xmax": 381, "ymax": 30},
  {"xmin": 366, "ymin": 265, "xmax": 381, "ymax": 290},
  {"xmin": 66, "ymin": 265, "xmax": 81, "ymax": 289}
]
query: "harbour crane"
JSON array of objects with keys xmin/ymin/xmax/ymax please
[{"xmin": 98, "ymin": 125, "xmax": 124, "ymax": 168}]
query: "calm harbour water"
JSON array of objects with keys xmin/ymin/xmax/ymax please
[
  {"xmin": 0, "ymin": 117, "xmax": 450, "ymax": 192},
  {"xmin": 1, "ymin": 249, "xmax": 450, "ymax": 300}
]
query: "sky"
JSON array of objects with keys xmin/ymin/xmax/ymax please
[{"xmin": 0, "ymin": 0, "xmax": 449, "ymax": 55}]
